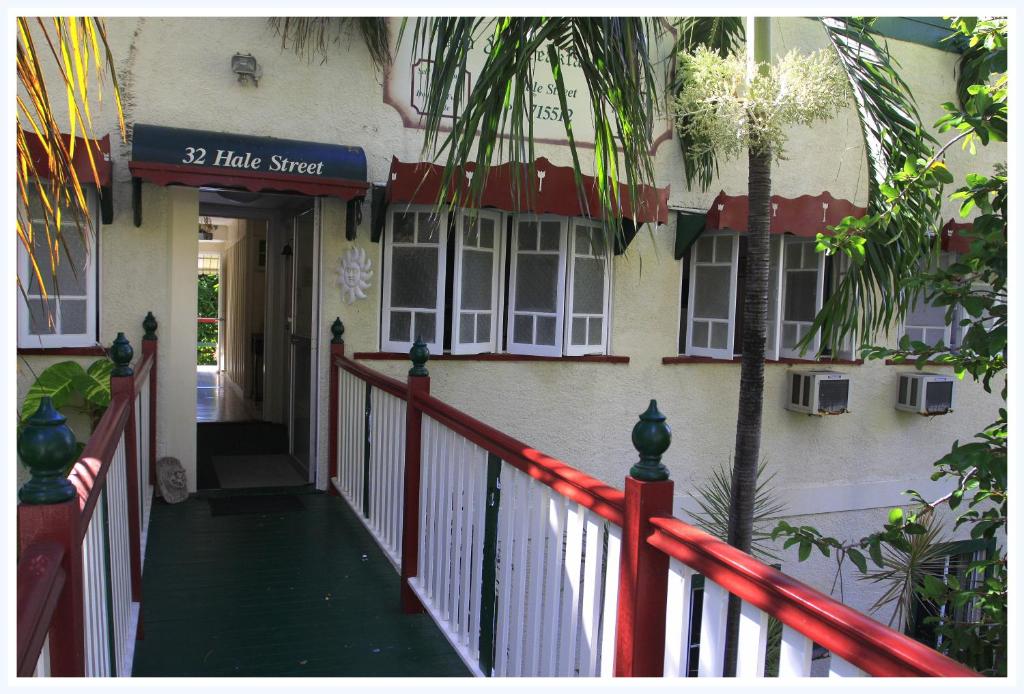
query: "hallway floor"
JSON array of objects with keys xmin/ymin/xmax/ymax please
[
  {"xmin": 132, "ymin": 490, "xmax": 470, "ymax": 677},
  {"xmin": 197, "ymin": 366, "xmax": 260, "ymax": 423}
]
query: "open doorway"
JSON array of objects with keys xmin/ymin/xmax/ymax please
[{"xmin": 194, "ymin": 189, "xmax": 320, "ymax": 492}]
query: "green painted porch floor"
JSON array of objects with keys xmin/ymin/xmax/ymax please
[{"xmin": 131, "ymin": 490, "xmax": 470, "ymax": 677}]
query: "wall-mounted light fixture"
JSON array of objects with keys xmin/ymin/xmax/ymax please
[{"xmin": 231, "ymin": 53, "xmax": 262, "ymax": 87}]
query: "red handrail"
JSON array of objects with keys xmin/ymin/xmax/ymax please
[
  {"xmin": 647, "ymin": 516, "xmax": 980, "ymax": 677},
  {"xmin": 336, "ymin": 354, "xmax": 408, "ymax": 400},
  {"xmin": 196, "ymin": 317, "xmax": 218, "ymax": 324},
  {"xmin": 16, "ymin": 541, "xmax": 66, "ymax": 677},
  {"xmin": 413, "ymin": 390, "xmax": 625, "ymax": 526}
]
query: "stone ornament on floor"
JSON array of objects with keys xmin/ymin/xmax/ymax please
[{"xmin": 156, "ymin": 457, "xmax": 188, "ymax": 503}]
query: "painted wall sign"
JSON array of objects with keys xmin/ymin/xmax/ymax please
[
  {"xmin": 384, "ymin": 19, "xmax": 676, "ymax": 154},
  {"xmin": 131, "ymin": 124, "xmax": 367, "ymax": 181}
]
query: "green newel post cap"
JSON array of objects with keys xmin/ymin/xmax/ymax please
[
  {"xmin": 331, "ymin": 317, "xmax": 345, "ymax": 344},
  {"xmin": 409, "ymin": 336, "xmax": 430, "ymax": 377},
  {"xmin": 630, "ymin": 399, "xmax": 671, "ymax": 481},
  {"xmin": 142, "ymin": 311, "xmax": 158, "ymax": 340},
  {"xmin": 110, "ymin": 332, "xmax": 134, "ymax": 376},
  {"xmin": 18, "ymin": 397, "xmax": 78, "ymax": 504}
]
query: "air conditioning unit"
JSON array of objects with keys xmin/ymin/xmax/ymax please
[
  {"xmin": 895, "ymin": 372, "xmax": 955, "ymax": 415},
  {"xmin": 785, "ymin": 370, "xmax": 851, "ymax": 415}
]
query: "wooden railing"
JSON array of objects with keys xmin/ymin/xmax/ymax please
[
  {"xmin": 325, "ymin": 324, "xmax": 979, "ymax": 679},
  {"xmin": 16, "ymin": 314, "xmax": 160, "ymax": 677}
]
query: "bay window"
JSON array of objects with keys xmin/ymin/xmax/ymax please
[
  {"xmin": 379, "ymin": 206, "xmax": 612, "ymax": 357},
  {"xmin": 17, "ymin": 187, "xmax": 100, "ymax": 348}
]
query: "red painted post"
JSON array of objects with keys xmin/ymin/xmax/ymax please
[
  {"xmin": 142, "ymin": 312, "xmax": 159, "ymax": 485},
  {"xmin": 18, "ymin": 501, "xmax": 84, "ymax": 676},
  {"xmin": 327, "ymin": 318, "xmax": 345, "ymax": 496},
  {"xmin": 614, "ymin": 400, "xmax": 674, "ymax": 677},
  {"xmin": 110, "ymin": 335, "xmax": 143, "ymax": 606},
  {"xmin": 400, "ymin": 338, "xmax": 430, "ymax": 613}
]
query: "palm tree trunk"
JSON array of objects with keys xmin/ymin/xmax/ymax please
[{"xmin": 723, "ymin": 144, "xmax": 772, "ymax": 675}]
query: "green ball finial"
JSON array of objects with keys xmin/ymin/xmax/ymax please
[
  {"xmin": 409, "ymin": 336, "xmax": 430, "ymax": 377},
  {"xmin": 331, "ymin": 317, "xmax": 345, "ymax": 344},
  {"xmin": 18, "ymin": 397, "xmax": 78, "ymax": 504},
  {"xmin": 143, "ymin": 311, "xmax": 158, "ymax": 341},
  {"xmin": 630, "ymin": 399, "xmax": 671, "ymax": 481},
  {"xmin": 110, "ymin": 332, "xmax": 134, "ymax": 376}
]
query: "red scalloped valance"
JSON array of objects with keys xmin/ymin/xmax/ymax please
[
  {"xmin": 940, "ymin": 218, "xmax": 974, "ymax": 254},
  {"xmin": 704, "ymin": 190, "xmax": 866, "ymax": 238},
  {"xmin": 385, "ymin": 156, "xmax": 669, "ymax": 225},
  {"xmin": 20, "ymin": 131, "xmax": 112, "ymax": 188}
]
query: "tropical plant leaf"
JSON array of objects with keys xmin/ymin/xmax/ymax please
[
  {"xmin": 267, "ymin": 17, "xmax": 391, "ymax": 70},
  {"xmin": 19, "ymin": 360, "xmax": 88, "ymax": 422},
  {"xmin": 77, "ymin": 358, "xmax": 113, "ymax": 409}
]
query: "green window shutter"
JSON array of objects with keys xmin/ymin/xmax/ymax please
[{"xmin": 674, "ymin": 211, "xmax": 706, "ymax": 260}]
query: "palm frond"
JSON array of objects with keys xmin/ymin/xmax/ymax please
[
  {"xmin": 409, "ymin": 18, "xmax": 662, "ymax": 245},
  {"xmin": 16, "ymin": 17, "xmax": 125, "ymax": 316},
  {"xmin": 809, "ymin": 17, "xmax": 943, "ymax": 352},
  {"xmin": 268, "ymin": 17, "xmax": 391, "ymax": 70},
  {"xmin": 670, "ymin": 17, "xmax": 745, "ymax": 191}
]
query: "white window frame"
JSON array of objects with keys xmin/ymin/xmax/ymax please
[
  {"xmin": 507, "ymin": 214, "xmax": 567, "ymax": 357},
  {"xmin": 379, "ymin": 204, "xmax": 448, "ymax": 355},
  {"xmin": 779, "ymin": 236, "xmax": 826, "ymax": 359},
  {"xmin": 17, "ymin": 186, "xmax": 100, "ymax": 348},
  {"xmin": 765, "ymin": 235, "xmax": 785, "ymax": 361},
  {"xmin": 564, "ymin": 218, "xmax": 612, "ymax": 356},
  {"xmin": 685, "ymin": 231, "xmax": 739, "ymax": 359},
  {"xmin": 901, "ymin": 251, "xmax": 961, "ymax": 350},
  {"xmin": 451, "ymin": 208, "xmax": 506, "ymax": 355}
]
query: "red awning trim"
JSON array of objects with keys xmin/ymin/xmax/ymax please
[
  {"xmin": 128, "ymin": 161, "xmax": 369, "ymax": 201},
  {"xmin": 940, "ymin": 218, "xmax": 974, "ymax": 254},
  {"xmin": 20, "ymin": 131, "xmax": 112, "ymax": 188},
  {"xmin": 704, "ymin": 191, "xmax": 867, "ymax": 238},
  {"xmin": 385, "ymin": 157, "xmax": 670, "ymax": 225}
]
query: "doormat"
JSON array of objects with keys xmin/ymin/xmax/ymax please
[
  {"xmin": 212, "ymin": 454, "xmax": 307, "ymax": 489},
  {"xmin": 208, "ymin": 494, "xmax": 303, "ymax": 517}
]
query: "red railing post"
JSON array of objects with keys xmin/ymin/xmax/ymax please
[
  {"xmin": 400, "ymin": 338, "xmax": 430, "ymax": 613},
  {"xmin": 17, "ymin": 397, "xmax": 85, "ymax": 676},
  {"xmin": 327, "ymin": 318, "xmax": 345, "ymax": 496},
  {"xmin": 142, "ymin": 311, "xmax": 158, "ymax": 486},
  {"xmin": 109, "ymin": 333, "xmax": 143, "ymax": 607},
  {"xmin": 614, "ymin": 400, "xmax": 673, "ymax": 677}
]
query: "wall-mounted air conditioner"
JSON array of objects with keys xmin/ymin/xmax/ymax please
[
  {"xmin": 895, "ymin": 372, "xmax": 955, "ymax": 415},
  {"xmin": 785, "ymin": 370, "xmax": 851, "ymax": 415}
]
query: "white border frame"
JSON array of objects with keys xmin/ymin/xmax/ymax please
[
  {"xmin": 686, "ymin": 231, "xmax": 739, "ymax": 359},
  {"xmin": 507, "ymin": 214, "xmax": 567, "ymax": 357},
  {"xmin": 779, "ymin": 236, "xmax": 825, "ymax": 359},
  {"xmin": 564, "ymin": 217, "xmax": 612, "ymax": 356},
  {"xmin": 451, "ymin": 208, "xmax": 505, "ymax": 355},
  {"xmin": 380, "ymin": 204, "xmax": 448, "ymax": 355}
]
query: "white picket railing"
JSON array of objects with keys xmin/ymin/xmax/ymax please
[
  {"xmin": 336, "ymin": 367, "xmax": 366, "ymax": 514},
  {"xmin": 135, "ymin": 377, "xmax": 153, "ymax": 542},
  {"xmin": 366, "ymin": 388, "xmax": 407, "ymax": 565}
]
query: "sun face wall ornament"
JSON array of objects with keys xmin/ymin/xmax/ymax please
[{"xmin": 338, "ymin": 247, "xmax": 373, "ymax": 304}]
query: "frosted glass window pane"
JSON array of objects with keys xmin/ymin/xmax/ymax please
[
  {"xmin": 393, "ymin": 212, "xmax": 415, "ymax": 242},
  {"xmin": 54, "ymin": 230, "xmax": 88, "ymax": 295},
  {"xmin": 27, "ymin": 299, "xmax": 56, "ymax": 335},
  {"xmin": 390, "ymin": 312, "xmax": 411, "ymax": 342},
  {"xmin": 591, "ymin": 229, "xmax": 607, "ymax": 258},
  {"xmin": 692, "ymin": 321, "xmax": 709, "ymax": 348},
  {"xmin": 785, "ymin": 243, "xmax": 802, "ymax": 269},
  {"xmin": 784, "ymin": 271, "xmax": 817, "ymax": 322},
  {"xmin": 692, "ymin": 266, "xmax": 731, "ymax": 319},
  {"xmin": 60, "ymin": 299, "xmax": 87, "ymax": 334},
  {"xmin": 572, "ymin": 317, "xmax": 586, "ymax": 344},
  {"xmin": 540, "ymin": 222, "xmax": 561, "ymax": 251},
  {"xmin": 416, "ymin": 213, "xmax": 440, "ymax": 243},
  {"xmin": 696, "ymin": 236, "xmax": 714, "ymax": 263},
  {"xmin": 27, "ymin": 227, "xmax": 55, "ymax": 295},
  {"xmin": 462, "ymin": 218, "xmax": 479, "ymax": 247},
  {"xmin": 715, "ymin": 235, "xmax": 733, "ymax": 263},
  {"xmin": 413, "ymin": 312, "xmax": 436, "ymax": 342},
  {"xmin": 536, "ymin": 316, "xmax": 557, "ymax": 345},
  {"xmin": 479, "ymin": 218, "xmax": 495, "ymax": 248},
  {"xmin": 459, "ymin": 314, "xmax": 474, "ymax": 343},
  {"xmin": 575, "ymin": 228, "xmax": 591, "ymax": 255},
  {"xmin": 518, "ymin": 222, "xmax": 537, "ymax": 250},
  {"xmin": 391, "ymin": 247, "xmax": 438, "ymax": 308},
  {"xmin": 477, "ymin": 316, "xmax": 490, "ymax": 343},
  {"xmin": 782, "ymin": 322, "xmax": 799, "ymax": 349},
  {"xmin": 588, "ymin": 317, "xmax": 603, "ymax": 345},
  {"xmin": 514, "ymin": 314, "xmax": 532, "ymax": 343},
  {"xmin": 573, "ymin": 257, "xmax": 605, "ymax": 314},
  {"xmin": 710, "ymin": 322, "xmax": 728, "ymax": 349},
  {"xmin": 515, "ymin": 254, "xmax": 558, "ymax": 312},
  {"xmin": 461, "ymin": 250, "xmax": 493, "ymax": 310},
  {"xmin": 906, "ymin": 297, "xmax": 946, "ymax": 328}
]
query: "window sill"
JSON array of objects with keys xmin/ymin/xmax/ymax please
[
  {"xmin": 661, "ymin": 355, "xmax": 863, "ymax": 366},
  {"xmin": 17, "ymin": 345, "xmax": 107, "ymax": 357},
  {"xmin": 353, "ymin": 351, "xmax": 630, "ymax": 364},
  {"xmin": 884, "ymin": 359, "xmax": 957, "ymax": 367}
]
